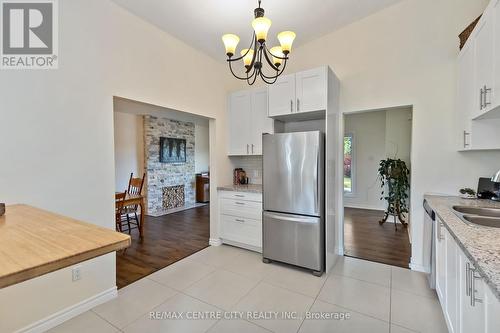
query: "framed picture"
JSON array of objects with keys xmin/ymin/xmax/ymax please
[{"xmin": 160, "ymin": 137, "xmax": 186, "ymax": 163}]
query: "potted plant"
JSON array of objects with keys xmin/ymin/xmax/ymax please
[{"xmin": 378, "ymin": 158, "xmax": 410, "ymax": 227}]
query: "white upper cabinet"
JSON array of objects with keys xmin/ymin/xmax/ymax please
[
  {"xmin": 228, "ymin": 90, "xmax": 251, "ymax": 155},
  {"xmin": 493, "ymin": 0, "xmax": 500, "ymax": 113},
  {"xmin": 268, "ymin": 74, "xmax": 296, "ymax": 117},
  {"xmin": 474, "ymin": 10, "xmax": 495, "ymax": 118},
  {"xmin": 296, "ymin": 67, "xmax": 327, "ymax": 113},
  {"xmin": 250, "ymin": 88, "xmax": 273, "ymax": 155},
  {"xmin": 455, "ymin": 0, "xmax": 500, "ymax": 150},
  {"xmin": 457, "ymin": 43, "xmax": 475, "ymax": 150},
  {"xmin": 268, "ymin": 66, "xmax": 328, "ymax": 117},
  {"xmin": 227, "ymin": 88, "xmax": 272, "ymax": 156}
]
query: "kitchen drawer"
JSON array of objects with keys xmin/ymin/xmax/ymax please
[
  {"xmin": 221, "ymin": 214, "xmax": 262, "ymax": 248},
  {"xmin": 219, "ymin": 191, "xmax": 262, "ymax": 202},
  {"xmin": 220, "ymin": 198, "xmax": 262, "ymax": 220}
]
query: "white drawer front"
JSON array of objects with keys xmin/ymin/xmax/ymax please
[
  {"xmin": 221, "ymin": 198, "xmax": 262, "ymax": 220},
  {"xmin": 221, "ymin": 214, "xmax": 262, "ymax": 248},
  {"xmin": 219, "ymin": 191, "xmax": 262, "ymax": 202}
]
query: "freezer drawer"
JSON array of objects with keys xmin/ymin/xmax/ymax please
[{"xmin": 263, "ymin": 211, "xmax": 324, "ymax": 272}]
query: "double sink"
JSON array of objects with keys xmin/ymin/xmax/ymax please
[{"xmin": 453, "ymin": 205, "xmax": 500, "ymax": 228}]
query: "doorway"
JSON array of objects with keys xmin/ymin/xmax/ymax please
[
  {"xmin": 342, "ymin": 107, "xmax": 412, "ymax": 268},
  {"xmin": 113, "ymin": 97, "xmax": 212, "ymax": 288}
]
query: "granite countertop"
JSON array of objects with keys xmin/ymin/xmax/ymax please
[
  {"xmin": 217, "ymin": 184, "xmax": 263, "ymax": 193},
  {"xmin": 425, "ymin": 195, "xmax": 500, "ymax": 300}
]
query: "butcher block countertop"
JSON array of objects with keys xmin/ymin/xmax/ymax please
[{"xmin": 0, "ymin": 204, "xmax": 130, "ymax": 289}]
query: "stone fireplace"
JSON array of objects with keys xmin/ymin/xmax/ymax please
[
  {"xmin": 162, "ymin": 185, "xmax": 185, "ymax": 210},
  {"xmin": 144, "ymin": 116, "xmax": 195, "ymax": 215}
]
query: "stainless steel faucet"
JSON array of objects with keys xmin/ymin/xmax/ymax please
[
  {"xmin": 492, "ymin": 170, "xmax": 500, "ymax": 201},
  {"xmin": 493, "ymin": 170, "xmax": 500, "ymax": 183}
]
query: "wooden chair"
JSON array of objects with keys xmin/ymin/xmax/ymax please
[
  {"xmin": 115, "ymin": 191, "xmax": 127, "ymax": 232},
  {"xmin": 122, "ymin": 173, "xmax": 145, "ymax": 234}
]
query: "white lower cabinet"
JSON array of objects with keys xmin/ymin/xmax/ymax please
[
  {"xmin": 435, "ymin": 217, "xmax": 447, "ymax": 303},
  {"xmin": 435, "ymin": 219, "xmax": 499, "ymax": 333},
  {"xmin": 445, "ymin": 228, "xmax": 459, "ymax": 333},
  {"xmin": 219, "ymin": 191, "xmax": 262, "ymax": 252}
]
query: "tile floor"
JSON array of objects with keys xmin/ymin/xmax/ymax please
[{"xmin": 48, "ymin": 245, "xmax": 448, "ymax": 333}]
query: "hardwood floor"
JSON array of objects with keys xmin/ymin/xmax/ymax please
[
  {"xmin": 116, "ymin": 205, "xmax": 209, "ymax": 289},
  {"xmin": 344, "ymin": 207, "xmax": 411, "ymax": 268}
]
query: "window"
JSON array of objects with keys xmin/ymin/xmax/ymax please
[{"xmin": 344, "ymin": 134, "xmax": 354, "ymax": 193}]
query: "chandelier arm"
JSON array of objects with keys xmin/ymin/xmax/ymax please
[
  {"xmin": 246, "ymin": 64, "xmax": 256, "ymax": 85},
  {"xmin": 228, "ymin": 61, "xmax": 252, "ymax": 80},
  {"xmin": 227, "ymin": 33, "xmax": 256, "ymax": 62},
  {"xmin": 263, "ymin": 43, "xmax": 289, "ymax": 61},
  {"xmin": 262, "ymin": 47, "xmax": 280, "ymax": 72},
  {"xmin": 259, "ymin": 70, "xmax": 278, "ymax": 84}
]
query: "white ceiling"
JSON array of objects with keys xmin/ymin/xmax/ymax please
[{"xmin": 111, "ymin": 0, "xmax": 403, "ymax": 61}]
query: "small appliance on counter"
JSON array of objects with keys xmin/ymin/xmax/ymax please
[
  {"xmin": 0, "ymin": 203, "xmax": 5, "ymax": 217},
  {"xmin": 477, "ymin": 177, "xmax": 500, "ymax": 200},
  {"xmin": 233, "ymin": 168, "xmax": 249, "ymax": 185}
]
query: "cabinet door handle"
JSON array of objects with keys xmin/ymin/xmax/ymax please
[
  {"xmin": 463, "ymin": 131, "xmax": 470, "ymax": 148},
  {"xmin": 246, "ymin": 144, "xmax": 249, "ymax": 154},
  {"xmin": 234, "ymin": 194, "xmax": 245, "ymax": 198},
  {"xmin": 438, "ymin": 222, "xmax": 445, "ymax": 240},
  {"xmin": 235, "ymin": 202, "xmax": 245, "ymax": 205},
  {"xmin": 235, "ymin": 218, "xmax": 245, "ymax": 223},
  {"xmin": 290, "ymin": 99, "xmax": 293, "ymax": 112},
  {"xmin": 480, "ymin": 88, "xmax": 484, "ymax": 110},
  {"xmin": 251, "ymin": 144, "xmax": 254, "ymax": 154},
  {"xmin": 470, "ymin": 266, "xmax": 483, "ymax": 307},
  {"xmin": 297, "ymin": 98, "xmax": 300, "ymax": 112},
  {"xmin": 466, "ymin": 262, "xmax": 471, "ymax": 296},
  {"xmin": 484, "ymin": 85, "xmax": 492, "ymax": 108}
]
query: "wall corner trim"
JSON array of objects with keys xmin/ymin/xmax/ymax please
[
  {"xmin": 16, "ymin": 287, "xmax": 117, "ymax": 333},
  {"xmin": 209, "ymin": 238, "xmax": 222, "ymax": 246}
]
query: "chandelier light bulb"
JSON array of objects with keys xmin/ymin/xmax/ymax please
[
  {"xmin": 241, "ymin": 49, "xmax": 255, "ymax": 67},
  {"xmin": 277, "ymin": 31, "xmax": 296, "ymax": 54},
  {"xmin": 222, "ymin": 34, "xmax": 240, "ymax": 57},
  {"xmin": 270, "ymin": 46, "xmax": 284, "ymax": 66},
  {"xmin": 252, "ymin": 17, "xmax": 272, "ymax": 43}
]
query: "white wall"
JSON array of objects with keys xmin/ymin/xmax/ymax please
[
  {"xmin": 195, "ymin": 124, "xmax": 210, "ymax": 173},
  {"xmin": 344, "ymin": 111, "xmax": 387, "ymax": 210},
  {"xmin": 385, "ymin": 107, "xmax": 412, "ymax": 166},
  {"xmin": 114, "ymin": 112, "xmax": 144, "ymax": 192},
  {"xmin": 283, "ymin": 0, "xmax": 500, "ymax": 271},
  {"xmin": 0, "ymin": 0, "xmax": 232, "ymax": 331}
]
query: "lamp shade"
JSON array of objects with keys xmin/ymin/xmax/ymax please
[
  {"xmin": 492, "ymin": 170, "xmax": 500, "ymax": 183},
  {"xmin": 269, "ymin": 46, "xmax": 284, "ymax": 66},
  {"xmin": 252, "ymin": 17, "xmax": 272, "ymax": 42},
  {"xmin": 277, "ymin": 31, "xmax": 296, "ymax": 54},
  {"xmin": 241, "ymin": 49, "xmax": 254, "ymax": 67},
  {"xmin": 222, "ymin": 34, "xmax": 240, "ymax": 56}
]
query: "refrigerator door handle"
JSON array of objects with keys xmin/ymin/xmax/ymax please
[{"xmin": 263, "ymin": 211, "xmax": 319, "ymax": 223}]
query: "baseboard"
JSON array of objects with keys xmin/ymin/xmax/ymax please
[
  {"xmin": 221, "ymin": 238, "xmax": 262, "ymax": 253},
  {"xmin": 344, "ymin": 204, "xmax": 385, "ymax": 211},
  {"xmin": 409, "ymin": 262, "xmax": 428, "ymax": 273},
  {"xmin": 209, "ymin": 238, "xmax": 222, "ymax": 246},
  {"xmin": 17, "ymin": 287, "xmax": 117, "ymax": 333}
]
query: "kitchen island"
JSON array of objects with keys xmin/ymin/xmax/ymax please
[{"xmin": 0, "ymin": 204, "xmax": 130, "ymax": 289}]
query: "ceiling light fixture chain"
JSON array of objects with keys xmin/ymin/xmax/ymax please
[{"xmin": 222, "ymin": 0, "xmax": 296, "ymax": 85}]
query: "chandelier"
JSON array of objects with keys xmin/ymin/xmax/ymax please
[{"xmin": 222, "ymin": 0, "xmax": 296, "ymax": 85}]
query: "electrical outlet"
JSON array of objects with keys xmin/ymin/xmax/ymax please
[{"xmin": 72, "ymin": 266, "xmax": 82, "ymax": 282}]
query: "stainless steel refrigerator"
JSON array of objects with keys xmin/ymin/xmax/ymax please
[{"xmin": 262, "ymin": 131, "xmax": 325, "ymax": 276}]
